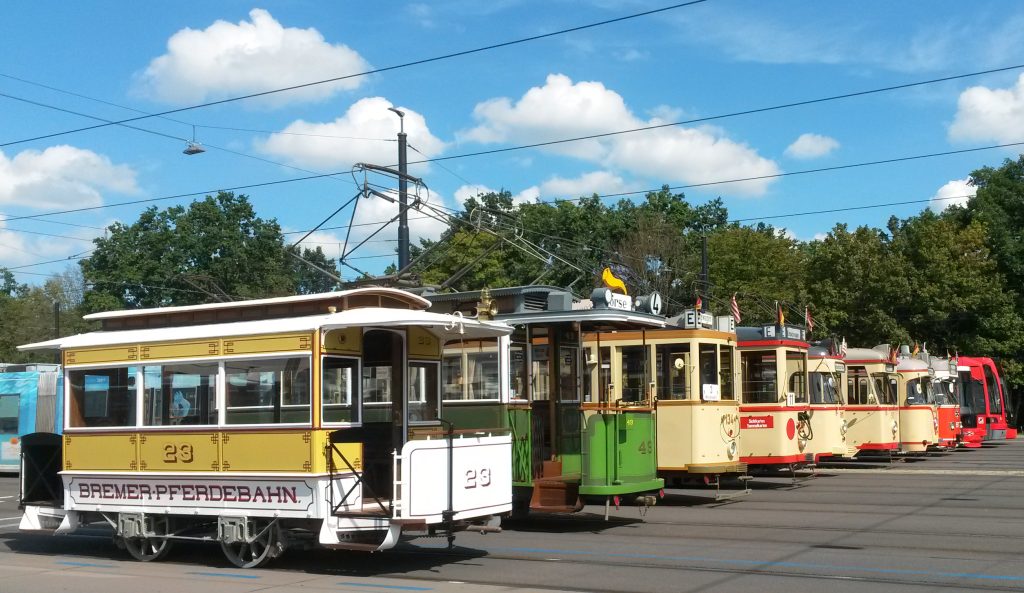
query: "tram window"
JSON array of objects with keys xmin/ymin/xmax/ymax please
[
  {"xmin": 983, "ymin": 367, "xmax": 1003, "ymax": 415},
  {"xmin": 530, "ymin": 341, "xmax": 550, "ymax": 402},
  {"xmin": 720, "ymin": 346, "xmax": 735, "ymax": 400},
  {"xmin": 224, "ymin": 357, "xmax": 311, "ymax": 424},
  {"xmin": 442, "ymin": 338, "xmax": 501, "ymax": 401},
  {"xmin": 68, "ymin": 367, "xmax": 136, "ymax": 428},
  {"xmin": 656, "ymin": 345, "xmax": 689, "ymax": 400},
  {"xmin": 786, "ymin": 352, "xmax": 807, "ymax": 403},
  {"xmin": 0, "ymin": 394, "xmax": 17, "ymax": 433},
  {"xmin": 871, "ymin": 373, "xmax": 897, "ymax": 405},
  {"xmin": 741, "ymin": 351, "xmax": 777, "ymax": 404},
  {"xmin": 322, "ymin": 356, "xmax": 359, "ymax": 424},
  {"xmin": 699, "ymin": 344, "xmax": 718, "ymax": 398},
  {"xmin": 509, "ymin": 332, "xmax": 528, "ymax": 401},
  {"xmin": 810, "ymin": 372, "xmax": 840, "ymax": 404},
  {"xmin": 847, "ymin": 367, "xmax": 870, "ymax": 404},
  {"xmin": 408, "ymin": 361, "xmax": 439, "ymax": 422},
  {"xmin": 598, "ymin": 346, "xmax": 611, "ymax": 403},
  {"xmin": 559, "ymin": 346, "xmax": 579, "ymax": 402},
  {"xmin": 143, "ymin": 362, "xmax": 218, "ymax": 426},
  {"xmin": 621, "ymin": 345, "xmax": 649, "ymax": 402},
  {"xmin": 905, "ymin": 378, "xmax": 928, "ymax": 405},
  {"xmin": 960, "ymin": 372, "xmax": 985, "ymax": 414}
]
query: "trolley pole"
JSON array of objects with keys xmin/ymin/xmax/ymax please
[
  {"xmin": 700, "ymin": 233, "xmax": 709, "ymax": 304},
  {"xmin": 53, "ymin": 301, "xmax": 60, "ymax": 365},
  {"xmin": 390, "ymin": 107, "xmax": 410, "ymax": 270}
]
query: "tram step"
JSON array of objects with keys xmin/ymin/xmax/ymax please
[{"xmin": 529, "ymin": 479, "xmax": 583, "ymax": 512}]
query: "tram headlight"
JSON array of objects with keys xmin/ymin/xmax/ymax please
[
  {"xmin": 727, "ymin": 440, "xmax": 737, "ymax": 459},
  {"xmin": 840, "ymin": 419, "xmax": 849, "ymax": 436},
  {"xmin": 892, "ymin": 420, "xmax": 899, "ymax": 436},
  {"xmin": 949, "ymin": 422, "xmax": 956, "ymax": 431},
  {"xmin": 933, "ymin": 416, "xmax": 939, "ymax": 430}
]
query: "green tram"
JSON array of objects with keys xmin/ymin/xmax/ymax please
[{"xmin": 426, "ymin": 285, "xmax": 667, "ymax": 516}]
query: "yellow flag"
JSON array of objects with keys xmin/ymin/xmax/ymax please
[{"xmin": 602, "ymin": 267, "xmax": 628, "ymax": 295}]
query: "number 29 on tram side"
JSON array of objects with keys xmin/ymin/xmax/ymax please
[{"xmin": 17, "ymin": 289, "xmax": 514, "ymax": 568}]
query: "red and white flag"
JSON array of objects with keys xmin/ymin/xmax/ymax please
[
  {"xmin": 695, "ymin": 295, "xmax": 703, "ymax": 311},
  {"xmin": 730, "ymin": 293, "xmax": 741, "ymax": 323},
  {"xmin": 805, "ymin": 306, "xmax": 814, "ymax": 334}
]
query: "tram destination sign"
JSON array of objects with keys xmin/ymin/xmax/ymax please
[{"xmin": 740, "ymin": 415, "xmax": 774, "ymax": 429}]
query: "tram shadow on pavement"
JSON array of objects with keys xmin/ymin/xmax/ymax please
[
  {"xmin": 500, "ymin": 511, "xmax": 644, "ymax": 533},
  {"xmin": 0, "ymin": 530, "xmax": 490, "ymax": 575}
]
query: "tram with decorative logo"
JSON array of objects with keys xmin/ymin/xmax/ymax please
[
  {"xmin": 928, "ymin": 355, "xmax": 962, "ymax": 449},
  {"xmin": 958, "ymin": 356, "xmax": 1010, "ymax": 445},
  {"xmin": 582, "ymin": 307, "xmax": 746, "ymax": 497},
  {"xmin": 17, "ymin": 289, "xmax": 513, "ymax": 567},
  {"xmin": 895, "ymin": 350, "xmax": 938, "ymax": 453},
  {"xmin": 426, "ymin": 284, "xmax": 666, "ymax": 517},
  {"xmin": 807, "ymin": 343, "xmax": 854, "ymax": 460},
  {"xmin": 843, "ymin": 347, "xmax": 899, "ymax": 455},
  {"xmin": 736, "ymin": 324, "xmax": 814, "ymax": 470}
]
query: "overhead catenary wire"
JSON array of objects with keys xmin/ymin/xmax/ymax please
[{"xmin": 0, "ymin": 1, "xmax": 708, "ymax": 148}]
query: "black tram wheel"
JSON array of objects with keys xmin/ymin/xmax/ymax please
[
  {"xmin": 220, "ymin": 519, "xmax": 280, "ymax": 569},
  {"xmin": 122, "ymin": 516, "xmax": 173, "ymax": 562}
]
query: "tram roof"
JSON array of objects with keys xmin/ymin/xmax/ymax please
[
  {"xmin": 19, "ymin": 307, "xmax": 510, "ymax": 352},
  {"xmin": 83, "ymin": 288, "xmax": 430, "ymax": 331},
  {"xmin": 897, "ymin": 357, "xmax": 930, "ymax": 372},
  {"xmin": 843, "ymin": 347, "xmax": 889, "ymax": 362},
  {"xmin": 425, "ymin": 285, "xmax": 667, "ymax": 329}
]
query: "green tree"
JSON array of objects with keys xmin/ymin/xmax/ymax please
[{"xmin": 81, "ymin": 192, "xmax": 338, "ymax": 311}]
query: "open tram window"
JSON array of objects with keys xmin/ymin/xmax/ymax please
[
  {"xmin": 322, "ymin": 356, "xmax": 359, "ymax": 424},
  {"xmin": 741, "ymin": 351, "xmax": 777, "ymax": 404},
  {"xmin": 67, "ymin": 367, "xmax": 136, "ymax": 428},
  {"xmin": 224, "ymin": 357, "xmax": 311, "ymax": 425},
  {"xmin": 529, "ymin": 327, "xmax": 550, "ymax": 402},
  {"xmin": 559, "ymin": 345, "xmax": 580, "ymax": 402},
  {"xmin": 786, "ymin": 352, "xmax": 807, "ymax": 403},
  {"xmin": 656, "ymin": 344, "xmax": 689, "ymax": 400},
  {"xmin": 143, "ymin": 362, "xmax": 218, "ymax": 426},
  {"xmin": 408, "ymin": 361, "xmax": 439, "ymax": 423}
]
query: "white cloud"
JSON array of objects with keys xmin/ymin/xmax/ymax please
[
  {"xmin": 928, "ymin": 178, "xmax": 976, "ymax": 212},
  {"xmin": 784, "ymin": 133, "xmax": 840, "ymax": 159},
  {"xmin": 135, "ymin": 9, "xmax": 371, "ymax": 106},
  {"xmin": 812, "ymin": 232, "xmax": 828, "ymax": 242},
  {"xmin": 258, "ymin": 97, "xmax": 446, "ymax": 173},
  {"xmin": 948, "ymin": 73, "xmax": 1024, "ymax": 145},
  {"xmin": 453, "ymin": 184, "xmax": 538, "ymax": 207},
  {"xmin": 538, "ymin": 171, "xmax": 639, "ymax": 199},
  {"xmin": 0, "ymin": 146, "xmax": 138, "ymax": 210},
  {"xmin": 459, "ymin": 74, "xmax": 779, "ymax": 196},
  {"xmin": 0, "ymin": 218, "xmax": 99, "ymax": 269}
]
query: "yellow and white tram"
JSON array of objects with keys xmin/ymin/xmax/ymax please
[
  {"xmin": 736, "ymin": 325, "xmax": 813, "ymax": 469},
  {"xmin": 807, "ymin": 344, "xmax": 854, "ymax": 460},
  {"xmin": 583, "ymin": 309, "xmax": 745, "ymax": 490},
  {"xmin": 843, "ymin": 347, "xmax": 899, "ymax": 455},
  {"xmin": 896, "ymin": 351, "xmax": 938, "ymax": 453},
  {"xmin": 17, "ymin": 289, "xmax": 513, "ymax": 567}
]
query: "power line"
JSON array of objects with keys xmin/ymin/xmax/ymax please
[
  {"xmin": 406, "ymin": 63, "xmax": 1024, "ymax": 167},
  {"xmin": 729, "ymin": 193, "xmax": 974, "ymax": 224},
  {"xmin": 0, "ymin": 1, "xmax": 707, "ymax": 148}
]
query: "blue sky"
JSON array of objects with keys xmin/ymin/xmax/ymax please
[{"xmin": 2, "ymin": 1, "xmax": 1024, "ymax": 282}]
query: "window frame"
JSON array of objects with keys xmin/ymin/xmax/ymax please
[
  {"xmin": 321, "ymin": 354, "xmax": 361, "ymax": 428},
  {"xmin": 222, "ymin": 353, "xmax": 313, "ymax": 427}
]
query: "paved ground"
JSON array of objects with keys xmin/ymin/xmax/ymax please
[{"xmin": 0, "ymin": 439, "xmax": 1022, "ymax": 593}]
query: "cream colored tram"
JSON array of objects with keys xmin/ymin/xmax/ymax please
[
  {"xmin": 17, "ymin": 289, "xmax": 513, "ymax": 568},
  {"xmin": 929, "ymin": 355, "xmax": 962, "ymax": 449},
  {"xmin": 807, "ymin": 344, "xmax": 854, "ymax": 460},
  {"xmin": 583, "ymin": 310, "xmax": 744, "ymax": 489},
  {"xmin": 737, "ymin": 325, "xmax": 813, "ymax": 470},
  {"xmin": 895, "ymin": 352, "xmax": 938, "ymax": 453},
  {"xmin": 843, "ymin": 347, "xmax": 900, "ymax": 455}
]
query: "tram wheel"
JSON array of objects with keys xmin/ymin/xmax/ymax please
[
  {"xmin": 220, "ymin": 519, "xmax": 280, "ymax": 569},
  {"xmin": 122, "ymin": 516, "xmax": 173, "ymax": 562}
]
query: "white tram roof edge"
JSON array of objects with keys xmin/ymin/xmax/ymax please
[
  {"xmin": 19, "ymin": 307, "xmax": 511, "ymax": 352},
  {"xmin": 81, "ymin": 287, "xmax": 430, "ymax": 321}
]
